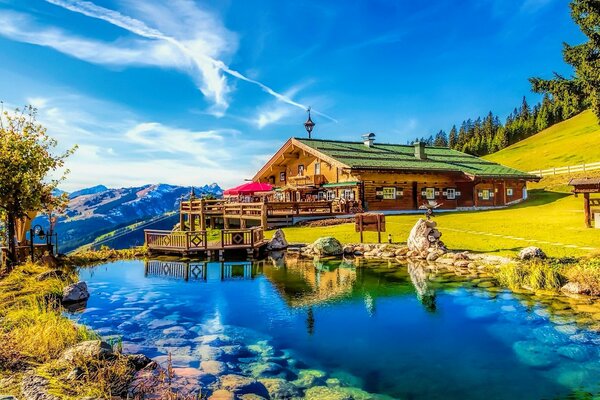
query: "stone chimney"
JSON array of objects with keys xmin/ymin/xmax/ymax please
[
  {"xmin": 414, "ymin": 141, "xmax": 426, "ymax": 160},
  {"xmin": 362, "ymin": 133, "xmax": 376, "ymax": 148}
]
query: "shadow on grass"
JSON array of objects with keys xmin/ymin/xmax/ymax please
[
  {"xmin": 450, "ymin": 247, "xmax": 524, "ymax": 255},
  {"xmin": 511, "ymin": 189, "xmax": 571, "ymax": 208}
]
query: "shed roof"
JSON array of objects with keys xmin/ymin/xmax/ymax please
[{"xmin": 295, "ymin": 138, "xmax": 538, "ymax": 180}]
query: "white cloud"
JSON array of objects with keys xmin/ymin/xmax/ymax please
[
  {"xmin": 254, "ymin": 85, "xmax": 305, "ymax": 129},
  {"xmin": 23, "ymin": 93, "xmax": 266, "ymax": 192},
  {"xmin": 4, "ymin": 0, "xmax": 333, "ymax": 120}
]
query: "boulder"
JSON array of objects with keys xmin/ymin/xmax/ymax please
[
  {"xmin": 258, "ymin": 378, "xmax": 300, "ymax": 399},
  {"xmin": 342, "ymin": 245, "xmax": 355, "ymax": 255},
  {"xmin": 561, "ymin": 282, "xmax": 592, "ymax": 296},
  {"xmin": 60, "ymin": 340, "xmax": 113, "ymax": 364},
  {"xmin": 126, "ymin": 353, "xmax": 153, "ymax": 371},
  {"xmin": 209, "ymin": 389, "xmax": 236, "ymax": 400},
  {"xmin": 407, "ymin": 219, "xmax": 446, "ymax": 256},
  {"xmin": 311, "ymin": 237, "xmax": 343, "ymax": 256},
  {"xmin": 267, "ymin": 229, "xmax": 288, "ymax": 251},
  {"xmin": 62, "ymin": 281, "xmax": 90, "ymax": 303},
  {"xmin": 518, "ymin": 246, "xmax": 546, "ymax": 261},
  {"xmin": 21, "ymin": 372, "xmax": 60, "ymax": 400},
  {"xmin": 218, "ymin": 374, "xmax": 269, "ymax": 397}
]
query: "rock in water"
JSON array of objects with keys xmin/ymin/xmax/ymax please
[
  {"xmin": 62, "ymin": 281, "xmax": 90, "ymax": 303},
  {"xmin": 267, "ymin": 229, "xmax": 289, "ymax": 250},
  {"xmin": 407, "ymin": 219, "xmax": 446, "ymax": 256},
  {"xmin": 311, "ymin": 237, "xmax": 343, "ymax": 256},
  {"xmin": 518, "ymin": 246, "xmax": 546, "ymax": 260}
]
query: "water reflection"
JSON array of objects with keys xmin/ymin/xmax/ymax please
[
  {"xmin": 145, "ymin": 260, "xmax": 257, "ymax": 281},
  {"xmin": 74, "ymin": 257, "xmax": 600, "ymax": 400},
  {"xmin": 407, "ymin": 263, "xmax": 437, "ymax": 312}
]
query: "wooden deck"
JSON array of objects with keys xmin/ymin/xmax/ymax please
[
  {"xmin": 180, "ymin": 199, "xmax": 339, "ymax": 229},
  {"xmin": 144, "ymin": 227, "xmax": 267, "ymax": 256}
]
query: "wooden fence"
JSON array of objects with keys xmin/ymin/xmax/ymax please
[{"xmin": 529, "ymin": 161, "xmax": 600, "ymax": 177}]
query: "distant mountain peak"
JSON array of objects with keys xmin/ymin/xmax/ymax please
[{"xmin": 69, "ymin": 185, "xmax": 109, "ymax": 199}]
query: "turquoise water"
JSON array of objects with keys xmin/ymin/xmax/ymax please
[{"xmin": 72, "ymin": 258, "xmax": 600, "ymax": 399}]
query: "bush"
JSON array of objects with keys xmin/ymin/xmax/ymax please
[
  {"xmin": 563, "ymin": 258, "xmax": 600, "ymax": 295},
  {"xmin": 495, "ymin": 260, "xmax": 565, "ymax": 291}
]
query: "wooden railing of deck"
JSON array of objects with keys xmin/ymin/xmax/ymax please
[
  {"xmin": 266, "ymin": 201, "xmax": 333, "ymax": 216},
  {"xmin": 145, "ymin": 227, "xmax": 266, "ymax": 252}
]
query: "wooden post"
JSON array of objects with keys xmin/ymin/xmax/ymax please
[
  {"xmin": 359, "ymin": 215, "xmax": 364, "ymax": 243},
  {"xmin": 179, "ymin": 211, "xmax": 184, "ymax": 231},
  {"xmin": 584, "ymin": 193, "xmax": 591, "ymax": 228},
  {"xmin": 240, "ymin": 218, "xmax": 246, "ymax": 229},
  {"xmin": 261, "ymin": 203, "xmax": 268, "ymax": 230},
  {"xmin": 190, "ymin": 213, "xmax": 196, "ymax": 231},
  {"xmin": 200, "ymin": 199, "xmax": 206, "ymax": 231},
  {"xmin": 377, "ymin": 215, "xmax": 381, "ymax": 244}
]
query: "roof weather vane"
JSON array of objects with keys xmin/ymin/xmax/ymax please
[{"xmin": 304, "ymin": 107, "xmax": 315, "ymax": 139}]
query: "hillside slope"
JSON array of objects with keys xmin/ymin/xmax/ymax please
[{"xmin": 484, "ymin": 110, "xmax": 600, "ymax": 172}]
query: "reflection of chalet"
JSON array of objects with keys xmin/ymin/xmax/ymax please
[{"xmin": 253, "ymin": 134, "xmax": 539, "ymax": 211}]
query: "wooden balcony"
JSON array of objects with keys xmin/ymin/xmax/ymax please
[{"xmin": 144, "ymin": 227, "xmax": 266, "ymax": 255}]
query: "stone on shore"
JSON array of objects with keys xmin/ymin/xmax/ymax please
[
  {"xmin": 62, "ymin": 281, "xmax": 90, "ymax": 303},
  {"xmin": 60, "ymin": 340, "xmax": 114, "ymax": 364},
  {"xmin": 518, "ymin": 246, "xmax": 546, "ymax": 261},
  {"xmin": 218, "ymin": 374, "xmax": 269, "ymax": 397},
  {"xmin": 311, "ymin": 237, "xmax": 343, "ymax": 256},
  {"xmin": 21, "ymin": 372, "xmax": 60, "ymax": 400},
  {"xmin": 407, "ymin": 219, "xmax": 446, "ymax": 257},
  {"xmin": 267, "ymin": 229, "xmax": 288, "ymax": 251}
]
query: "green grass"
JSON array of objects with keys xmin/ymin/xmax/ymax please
[
  {"xmin": 272, "ymin": 190, "xmax": 600, "ymax": 257},
  {"xmin": 484, "ymin": 110, "xmax": 600, "ymax": 172}
]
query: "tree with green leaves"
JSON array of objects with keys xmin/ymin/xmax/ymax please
[
  {"xmin": 0, "ymin": 104, "xmax": 76, "ymax": 268},
  {"xmin": 530, "ymin": 0, "xmax": 599, "ymax": 122}
]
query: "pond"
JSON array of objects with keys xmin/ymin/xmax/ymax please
[{"xmin": 70, "ymin": 256, "xmax": 600, "ymax": 399}]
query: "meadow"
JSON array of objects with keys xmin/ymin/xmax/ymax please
[
  {"xmin": 271, "ymin": 190, "xmax": 599, "ymax": 258},
  {"xmin": 484, "ymin": 110, "xmax": 600, "ymax": 172}
]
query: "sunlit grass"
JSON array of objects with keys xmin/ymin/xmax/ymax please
[{"xmin": 272, "ymin": 190, "xmax": 599, "ymax": 258}]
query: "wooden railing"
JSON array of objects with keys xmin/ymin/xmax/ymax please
[
  {"xmin": 266, "ymin": 201, "xmax": 333, "ymax": 216},
  {"xmin": 529, "ymin": 161, "xmax": 600, "ymax": 177},
  {"xmin": 145, "ymin": 230, "xmax": 208, "ymax": 251},
  {"xmin": 179, "ymin": 199, "xmax": 336, "ymax": 219},
  {"xmin": 145, "ymin": 227, "xmax": 266, "ymax": 251}
]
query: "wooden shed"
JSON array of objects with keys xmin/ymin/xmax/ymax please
[{"xmin": 569, "ymin": 177, "xmax": 600, "ymax": 228}]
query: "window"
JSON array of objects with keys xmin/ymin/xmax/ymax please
[
  {"xmin": 482, "ymin": 189, "xmax": 490, "ymax": 200},
  {"xmin": 343, "ymin": 189, "xmax": 355, "ymax": 200},
  {"xmin": 298, "ymin": 165, "xmax": 305, "ymax": 176},
  {"xmin": 507, "ymin": 188, "xmax": 513, "ymax": 196},
  {"xmin": 383, "ymin": 187, "xmax": 396, "ymax": 200},
  {"xmin": 446, "ymin": 188, "xmax": 456, "ymax": 200},
  {"xmin": 279, "ymin": 172, "xmax": 286, "ymax": 182},
  {"xmin": 425, "ymin": 187, "xmax": 435, "ymax": 200},
  {"xmin": 318, "ymin": 191, "xmax": 325, "ymax": 200},
  {"xmin": 326, "ymin": 191, "xmax": 335, "ymax": 201},
  {"xmin": 314, "ymin": 162, "xmax": 321, "ymax": 175}
]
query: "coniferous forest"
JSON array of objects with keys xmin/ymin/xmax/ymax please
[{"xmin": 417, "ymin": 0, "xmax": 598, "ymax": 156}]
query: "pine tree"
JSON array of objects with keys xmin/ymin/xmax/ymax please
[
  {"xmin": 530, "ymin": 0, "xmax": 599, "ymax": 122},
  {"xmin": 433, "ymin": 130, "xmax": 448, "ymax": 147},
  {"xmin": 448, "ymin": 125, "xmax": 458, "ymax": 149}
]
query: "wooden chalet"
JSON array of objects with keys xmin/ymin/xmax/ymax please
[{"xmin": 253, "ymin": 134, "xmax": 539, "ymax": 212}]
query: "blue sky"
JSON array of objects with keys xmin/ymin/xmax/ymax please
[{"xmin": 0, "ymin": 0, "xmax": 583, "ymax": 191}]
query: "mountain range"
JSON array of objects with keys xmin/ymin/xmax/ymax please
[{"xmin": 35, "ymin": 183, "xmax": 223, "ymax": 253}]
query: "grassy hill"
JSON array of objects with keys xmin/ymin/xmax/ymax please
[{"xmin": 484, "ymin": 110, "xmax": 600, "ymax": 172}]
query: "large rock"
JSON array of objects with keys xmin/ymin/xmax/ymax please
[
  {"xmin": 311, "ymin": 237, "xmax": 343, "ymax": 256},
  {"xmin": 561, "ymin": 282, "xmax": 593, "ymax": 296},
  {"xmin": 21, "ymin": 372, "xmax": 60, "ymax": 400},
  {"xmin": 407, "ymin": 219, "xmax": 446, "ymax": 256},
  {"xmin": 60, "ymin": 340, "xmax": 114, "ymax": 364},
  {"xmin": 62, "ymin": 281, "xmax": 90, "ymax": 303},
  {"xmin": 267, "ymin": 229, "xmax": 288, "ymax": 251},
  {"xmin": 218, "ymin": 374, "xmax": 268, "ymax": 397},
  {"xmin": 258, "ymin": 378, "xmax": 300, "ymax": 399},
  {"xmin": 518, "ymin": 246, "xmax": 546, "ymax": 260}
]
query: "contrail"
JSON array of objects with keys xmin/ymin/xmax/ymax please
[{"xmin": 45, "ymin": 0, "xmax": 337, "ymax": 122}]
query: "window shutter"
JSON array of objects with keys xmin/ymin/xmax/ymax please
[{"xmin": 375, "ymin": 187, "xmax": 383, "ymax": 200}]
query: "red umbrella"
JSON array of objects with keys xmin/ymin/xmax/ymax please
[{"xmin": 224, "ymin": 182, "xmax": 273, "ymax": 196}]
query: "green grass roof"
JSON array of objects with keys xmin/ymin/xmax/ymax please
[{"xmin": 295, "ymin": 138, "xmax": 537, "ymax": 179}]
